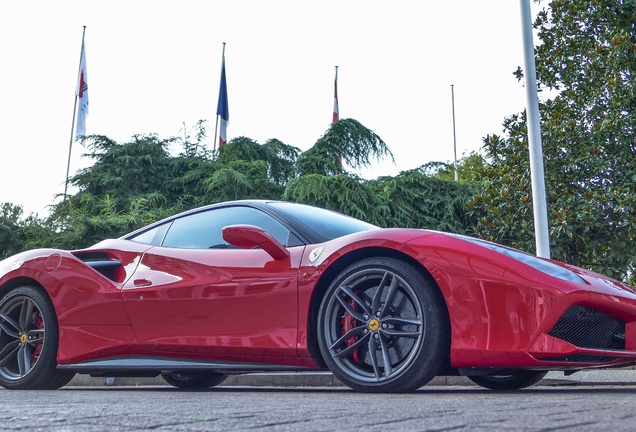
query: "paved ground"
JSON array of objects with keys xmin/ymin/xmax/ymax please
[{"xmin": 2, "ymin": 385, "xmax": 636, "ymax": 431}]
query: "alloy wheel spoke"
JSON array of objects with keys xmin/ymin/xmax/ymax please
[
  {"xmin": 380, "ymin": 328, "xmax": 421, "ymax": 338},
  {"xmin": 0, "ymin": 314, "xmax": 21, "ymax": 338},
  {"xmin": 0, "ymin": 341, "xmax": 20, "ymax": 367},
  {"xmin": 381, "ymin": 317, "xmax": 422, "ymax": 327},
  {"xmin": 19, "ymin": 298, "xmax": 34, "ymax": 332},
  {"xmin": 338, "ymin": 286, "xmax": 371, "ymax": 316},
  {"xmin": 329, "ymin": 326, "xmax": 366, "ymax": 351},
  {"xmin": 335, "ymin": 295, "xmax": 365, "ymax": 322},
  {"xmin": 368, "ymin": 336, "xmax": 380, "ymax": 380},
  {"xmin": 27, "ymin": 337, "xmax": 44, "ymax": 346},
  {"xmin": 27, "ymin": 329, "xmax": 45, "ymax": 346},
  {"xmin": 379, "ymin": 276, "xmax": 400, "ymax": 319},
  {"xmin": 378, "ymin": 334, "xmax": 393, "ymax": 378},
  {"xmin": 371, "ymin": 271, "xmax": 390, "ymax": 315},
  {"xmin": 333, "ymin": 332, "xmax": 370, "ymax": 359},
  {"xmin": 17, "ymin": 344, "xmax": 31, "ymax": 377}
]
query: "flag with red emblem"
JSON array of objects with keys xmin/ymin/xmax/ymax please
[
  {"xmin": 75, "ymin": 38, "xmax": 88, "ymax": 143},
  {"xmin": 332, "ymin": 67, "xmax": 339, "ymax": 124}
]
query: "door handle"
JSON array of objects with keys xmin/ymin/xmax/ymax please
[{"xmin": 133, "ymin": 279, "xmax": 152, "ymax": 287}]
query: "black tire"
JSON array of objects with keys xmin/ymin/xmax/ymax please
[
  {"xmin": 468, "ymin": 371, "xmax": 547, "ymax": 390},
  {"xmin": 162, "ymin": 372, "xmax": 228, "ymax": 389},
  {"xmin": 317, "ymin": 257, "xmax": 450, "ymax": 393},
  {"xmin": 0, "ymin": 286, "xmax": 75, "ymax": 390}
]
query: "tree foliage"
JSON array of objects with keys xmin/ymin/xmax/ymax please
[
  {"xmin": 420, "ymin": 151, "xmax": 486, "ymax": 184},
  {"xmin": 0, "ymin": 203, "xmax": 25, "ymax": 259},
  {"xmin": 369, "ymin": 167, "xmax": 477, "ymax": 233},
  {"xmin": 1, "ymin": 116, "xmax": 478, "ymax": 254},
  {"xmin": 283, "ymin": 174, "xmax": 379, "ymax": 221},
  {"xmin": 68, "ymin": 134, "xmax": 175, "ymax": 214},
  {"xmin": 471, "ymin": 0, "xmax": 636, "ymax": 281},
  {"xmin": 297, "ymin": 119, "xmax": 393, "ymax": 176}
]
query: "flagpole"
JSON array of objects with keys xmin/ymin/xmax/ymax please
[
  {"xmin": 212, "ymin": 115, "xmax": 219, "ymax": 154},
  {"xmin": 213, "ymin": 42, "xmax": 226, "ymax": 153},
  {"xmin": 64, "ymin": 26, "xmax": 86, "ymax": 203},
  {"xmin": 334, "ymin": 66, "xmax": 342, "ymax": 173},
  {"xmin": 451, "ymin": 85, "xmax": 458, "ymax": 181}
]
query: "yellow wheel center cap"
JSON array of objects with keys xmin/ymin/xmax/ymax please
[
  {"xmin": 20, "ymin": 334, "xmax": 27, "ymax": 343},
  {"xmin": 368, "ymin": 319, "xmax": 380, "ymax": 331}
]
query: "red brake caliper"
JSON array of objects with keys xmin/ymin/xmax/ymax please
[
  {"xmin": 341, "ymin": 299, "xmax": 362, "ymax": 364},
  {"xmin": 32, "ymin": 312, "xmax": 43, "ymax": 362}
]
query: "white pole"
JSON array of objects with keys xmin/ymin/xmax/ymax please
[
  {"xmin": 451, "ymin": 85, "xmax": 458, "ymax": 182},
  {"xmin": 520, "ymin": 0, "xmax": 550, "ymax": 258}
]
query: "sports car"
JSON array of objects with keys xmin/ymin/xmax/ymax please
[{"xmin": 1, "ymin": 200, "xmax": 636, "ymax": 392}]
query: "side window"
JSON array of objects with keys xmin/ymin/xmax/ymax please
[
  {"xmin": 161, "ymin": 206, "xmax": 295, "ymax": 249},
  {"xmin": 129, "ymin": 223, "xmax": 171, "ymax": 246}
]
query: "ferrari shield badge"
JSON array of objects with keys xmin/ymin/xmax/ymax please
[{"xmin": 309, "ymin": 247, "xmax": 324, "ymax": 263}]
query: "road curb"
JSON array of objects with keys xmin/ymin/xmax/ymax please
[
  {"xmin": 66, "ymin": 370, "xmax": 636, "ymax": 388},
  {"xmin": 67, "ymin": 372, "xmax": 476, "ymax": 387},
  {"xmin": 543, "ymin": 370, "xmax": 636, "ymax": 385}
]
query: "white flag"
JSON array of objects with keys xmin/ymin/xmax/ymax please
[{"xmin": 75, "ymin": 40, "xmax": 89, "ymax": 143}]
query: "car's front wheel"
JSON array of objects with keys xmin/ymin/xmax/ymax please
[
  {"xmin": 468, "ymin": 371, "xmax": 547, "ymax": 390},
  {"xmin": 0, "ymin": 286, "xmax": 75, "ymax": 390},
  {"xmin": 317, "ymin": 258, "xmax": 450, "ymax": 393},
  {"xmin": 162, "ymin": 372, "xmax": 228, "ymax": 389}
]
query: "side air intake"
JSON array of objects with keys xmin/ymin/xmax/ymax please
[{"xmin": 73, "ymin": 251, "xmax": 122, "ymax": 282}]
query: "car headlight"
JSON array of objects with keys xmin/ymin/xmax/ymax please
[{"xmin": 447, "ymin": 234, "xmax": 585, "ymax": 284}]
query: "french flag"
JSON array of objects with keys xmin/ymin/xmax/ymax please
[{"xmin": 216, "ymin": 51, "xmax": 229, "ymax": 146}]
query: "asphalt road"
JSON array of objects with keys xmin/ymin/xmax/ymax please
[{"xmin": 2, "ymin": 385, "xmax": 636, "ymax": 431}]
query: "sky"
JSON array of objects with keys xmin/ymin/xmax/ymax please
[{"xmin": 0, "ymin": 1, "xmax": 543, "ymax": 217}]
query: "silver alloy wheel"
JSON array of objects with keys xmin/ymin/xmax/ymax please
[
  {"xmin": 322, "ymin": 268, "xmax": 424, "ymax": 382},
  {"xmin": 0, "ymin": 296, "xmax": 46, "ymax": 381}
]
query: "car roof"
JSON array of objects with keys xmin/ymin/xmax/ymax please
[{"xmin": 121, "ymin": 200, "xmax": 315, "ymax": 244}]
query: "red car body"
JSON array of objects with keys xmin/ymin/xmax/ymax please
[{"xmin": 1, "ymin": 200, "xmax": 635, "ymax": 391}]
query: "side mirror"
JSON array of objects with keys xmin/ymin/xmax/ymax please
[{"xmin": 222, "ymin": 224, "xmax": 290, "ymax": 260}]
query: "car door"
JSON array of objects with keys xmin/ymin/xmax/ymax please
[{"xmin": 121, "ymin": 205, "xmax": 305, "ymax": 357}]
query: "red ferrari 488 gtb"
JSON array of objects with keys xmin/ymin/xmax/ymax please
[{"xmin": 1, "ymin": 200, "xmax": 635, "ymax": 392}]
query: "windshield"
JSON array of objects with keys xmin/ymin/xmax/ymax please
[{"xmin": 268, "ymin": 202, "xmax": 379, "ymax": 243}]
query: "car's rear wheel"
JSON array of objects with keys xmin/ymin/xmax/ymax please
[
  {"xmin": 0, "ymin": 286, "xmax": 75, "ymax": 390},
  {"xmin": 468, "ymin": 371, "xmax": 547, "ymax": 390},
  {"xmin": 317, "ymin": 258, "xmax": 450, "ymax": 393},
  {"xmin": 162, "ymin": 372, "xmax": 228, "ymax": 389}
]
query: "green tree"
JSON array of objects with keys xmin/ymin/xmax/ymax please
[
  {"xmin": 286, "ymin": 118, "xmax": 396, "ymax": 222},
  {"xmin": 370, "ymin": 167, "xmax": 478, "ymax": 232},
  {"xmin": 283, "ymin": 174, "xmax": 379, "ymax": 221},
  {"xmin": 0, "ymin": 203, "xmax": 25, "ymax": 259},
  {"xmin": 218, "ymin": 136, "xmax": 301, "ymax": 187},
  {"xmin": 297, "ymin": 119, "xmax": 393, "ymax": 176},
  {"xmin": 419, "ymin": 151, "xmax": 486, "ymax": 184},
  {"xmin": 67, "ymin": 134, "xmax": 175, "ymax": 213},
  {"xmin": 471, "ymin": 0, "xmax": 636, "ymax": 281},
  {"xmin": 178, "ymin": 120, "xmax": 211, "ymax": 159},
  {"xmin": 3, "ymin": 117, "xmax": 479, "ymax": 254}
]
